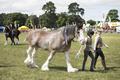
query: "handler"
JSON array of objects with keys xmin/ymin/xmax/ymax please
[
  {"xmin": 82, "ymin": 30, "xmax": 95, "ymax": 72},
  {"xmin": 11, "ymin": 30, "xmax": 15, "ymax": 45},
  {"xmin": 93, "ymin": 29, "xmax": 109, "ymax": 70}
]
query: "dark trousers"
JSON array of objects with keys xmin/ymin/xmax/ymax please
[
  {"xmin": 95, "ymin": 48, "xmax": 105, "ymax": 60},
  {"xmin": 12, "ymin": 37, "xmax": 14, "ymax": 43},
  {"xmin": 11, "ymin": 33, "xmax": 15, "ymax": 44},
  {"xmin": 82, "ymin": 50, "xmax": 94, "ymax": 70}
]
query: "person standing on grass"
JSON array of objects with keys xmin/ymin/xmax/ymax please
[
  {"xmin": 93, "ymin": 29, "xmax": 109, "ymax": 70},
  {"xmin": 11, "ymin": 30, "xmax": 15, "ymax": 45},
  {"xmin": 82, "ymin": 30, "xmax": 96, "ymax": 72}
]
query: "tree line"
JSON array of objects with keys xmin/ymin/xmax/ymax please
[
  {"xmin": 0, "ymin": 1, "xmax": 119, "ymax": 28},
  {"xmin": 0, "ymin": 1, "xmax": 85, "ymax": 29}
]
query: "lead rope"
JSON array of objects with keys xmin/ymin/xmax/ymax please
[
  {"xmin": 75, "ymin": 45, "xmax": 84, "ymax": 59},
  {"xmin": 75, "ymin": 29, "xmax": 85, "ymax": 59}
]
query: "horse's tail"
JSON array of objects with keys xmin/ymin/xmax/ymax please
[
  {"xmin": 23, "ymin": 36, "xmax": 27, "ymax": 42},
  {"xmin": 17, "ymin": 30, "xmax": 21, "ymax": 35}
]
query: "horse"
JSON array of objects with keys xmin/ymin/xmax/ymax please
[
  {"xmin": 24, "ymin": 23, "xmax": 85, "ymax": 72},
  {"xmin": 3, "ymin": 26, "xmax": 21, "ymax": 45}
]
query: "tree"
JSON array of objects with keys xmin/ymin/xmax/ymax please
[
  {"xmin": 87, "ymin": 19, "xmax": 96, "ymax": 25},
  {"xmin": 25, "ymin": 15, "xmax": 39, "ymax": 29},
  {"xmin": 68, "ymin": 2, "xmax": 85, "ymax": 23},
  {"xmin": 68, "ymin": 2, "xmax": 84, "ymax": 16},
  {"xmin": 105, "ymin": 9, "xmax": 119, "ymax": 22},
  {"xmin": 56, "ymin": 12, "xmax": 68, "ymax": 27},
  {"xmin": 4, "ymin": 12, "xmax": 28, "ymax": 28},
  {"xmin": 41, "ymin": 1, "xmax": 57, "ymax": 28},
  {"xmin": 0, "ymin": 13, "xmax": 28, "ymax": 27},
  {"xmin": 42, "ymin": 1, "xmax": 56, "ymax": 14},
  {"xmin": 0, "ymin": 13, "xmax": 8, "ymax": 26},
  {"xmin": 66, "ymin": 15, "xmax": 85, "ymax": 24},
  {"xmin": 11, "ymin": 13, "xmax": 27, "ymax": 26}
]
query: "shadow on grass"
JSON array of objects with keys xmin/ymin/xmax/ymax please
[
  {"xmin": 49, "ymin": 66, "xmax": 120, "ymax": 72},
  {"xmin": 0, "ymin": 65, "xmax": 16, "ymax": 68},
  {"xmin": 109, "ymin": 67, "xmax": 120, "ymax": 71},
  {"xmin": 95, "ymin": 69, "xmax": 109, "ymax": 73},
  {"xmin": 90, "ymin": 67, "xmax": 120, "ymax": 73},
  {"xmin": 15, "ymin": 44, "xmax": 28, "ymax": 45},
  {"xmin": 78, "ymin": 69, "xmax": 102, "ymax": 73},
  {"xmin": 9, "ymin": 44, "xmax": 28, "ymax": 46},
  {"xmin": 49, "ymin": 66, "xmax": 67, "ymax": 71}
]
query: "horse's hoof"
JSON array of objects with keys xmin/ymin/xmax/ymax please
[
  {"xmin": 68, "ymin": 68, "xmax": 78, "ymax": 72},
  {"xmin": 41, "ymin": 67, "xmax": 49, "ymax": 71},
  {"xmin": 31, "ymin": 64, "xmax": 39, "ymax": 68},
  {"xmin": 4, "ymin": 43, "xmax": 7, "ymax": 45},
  {"xmin": 73, "ymin": 68, "xmax": 79, "ymax": 72},
  {"xmin": 16, "ymin": 43, "xmax": 19, "ymax": 45},
  {"xmin": 25, "ymin": 62, "xmax": 32, "ymax": 67},
  {"xmin": 24, "ymin": 59, "xmax": 32, "ymax": 67}
]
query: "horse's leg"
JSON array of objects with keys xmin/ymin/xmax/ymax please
[
  {"xmin": 31, "ymin": 46, "xmax": 39, "ymax": 68},
  {"xmin": 64, "ymin": 51, "xmax": 78, "ymax": 72},
  {"xmin": 4, "ymin": 36, "xmax": 8, "ymax": 45},
  {"xmin": 16, "ymin": 37, "xmax": 19, "ymax": 44},
  {"xmin": 11, "ymin": 37, "xmax": 15, "ymax": 45},
  {"xmin": 24, "ymin": 45, "xmax": 33, "ymax": 67},
  {"xmin": 41, "ymin": 50, "xmax": 56, "ymax": 71}
]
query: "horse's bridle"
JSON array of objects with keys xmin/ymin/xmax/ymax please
[
  {"xmin": 77, "ymin": 29, "xmax": 85, "ymax": 42},
  {"xmin": 76, "ymin": 29, "xmax": 81, "ymax": 39}
]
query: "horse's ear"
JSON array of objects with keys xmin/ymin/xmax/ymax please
[{"xmin": 77, "ymin": 23, "xmax": 83, "ymax": 30}]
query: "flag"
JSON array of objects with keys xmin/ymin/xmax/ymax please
[
  {"xmin": 35, "ymin": 25, "xmax": 36, "ymax": 29},
  {"xmin": 30, "ymin": 20, "xmax": 33, "ymax": 27},
  {"xmin": 40, "ymin": 25, "xmax": 42, "ymax": 29},
  {"xmin": 14, "ymin": 21, "xmax": 16, "ymax": 29}
]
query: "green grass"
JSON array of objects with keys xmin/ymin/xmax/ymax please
[{"xmin": 0, "ymin": 32, "xmax": 120, "ymax": 80}]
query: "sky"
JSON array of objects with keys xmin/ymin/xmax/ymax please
[{"xmin": 0, "ymin": 0, "xmax": 120, "ymax": 21}]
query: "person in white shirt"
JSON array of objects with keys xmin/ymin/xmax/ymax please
[
  {"xmin": 93, "ymin": 29, "xmax": 109, "ymax": 70},
  {"xmin": 82, "ymin": 30, "xmax": 96, "ymax": 72}
]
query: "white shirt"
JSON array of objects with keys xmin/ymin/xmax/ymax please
[
  {"xmin": 84, "ymin": 36, "xmax": 95, "ymax": 51},
  {"xmin": 94, "ymin": 34, "xmax": 108, "ymax": 50}
]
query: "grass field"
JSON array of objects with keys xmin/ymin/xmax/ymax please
[{"xmin": 0, "ymin": 32, "xmax": 120, "ymax": 80}]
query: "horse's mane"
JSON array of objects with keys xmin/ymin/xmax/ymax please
[
  {"xmin": 55, "ymin": 26, "xmax": 76, "ymax": 40},
  {"xmin": 4, "ymin": 26, "xmax": 11, "ymax": 32}
]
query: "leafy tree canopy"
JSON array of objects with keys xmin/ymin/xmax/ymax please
[
  {"xmin": 68, "ymin": 2, "xmax": 84, "ymax": 16},
  {"xmin": 105, "ymin": 9, "xmax": 119, "ymax": 22},
  {"xmin": 42, "ymin": 1, "xmax": 56, "ymax": 14},
  {"xmin": 87, "ymin": 19, "xmax": 96, "ymax": 25}
]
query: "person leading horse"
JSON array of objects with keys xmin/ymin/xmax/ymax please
[{"xmin": 4, "ymin": 25, "xmax": 21, "ymax": 45}]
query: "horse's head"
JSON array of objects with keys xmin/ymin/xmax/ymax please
[
  {"xmin": 4, "ymin": 26, "xmax": 10, "ymax": 33},
  {"xmin": 75, "ymin": 23, "xmax": 85, "ymax": 45}
]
